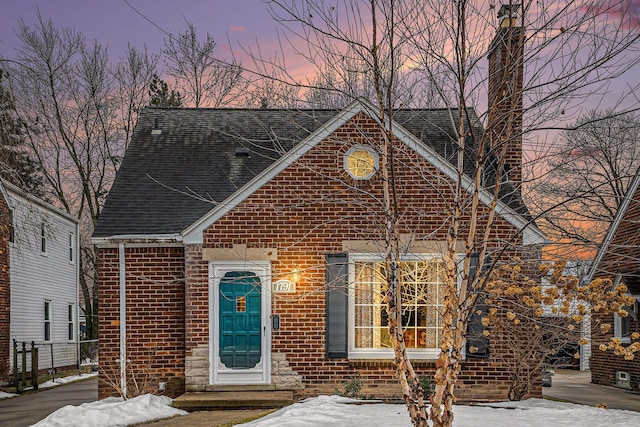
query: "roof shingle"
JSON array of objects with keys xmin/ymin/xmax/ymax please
[{"xmin": 93, "ymin": 105, "xmax": 528, "ymax": 238}]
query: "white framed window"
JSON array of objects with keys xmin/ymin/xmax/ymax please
[
  {"xmin": 344, "ymin": 145, "xmax": 379, "ymax": 180},
  {"xmin": 40, "ymin": 223, "xmax": 47, "ymax": 255},
  {"xmin": 44, "ymin": 300, "xmax": 52, "ymax": 342},
  {"xmin": 348, "ymin": 253, "xmax": 454, "ymax": 359},
  {"xmin": 69, "ymin": 232, "xmax": 75, "ymax": 263},
  {"xmin": 613, "ymin": 274, "xmax": 633, "ymax": 344},
  {"xmin": 68, "ymin": 304, "xmax": 75, "ymax": 341},
  {"xmin": 613, "ymin": 311, "xmax": 631, "ymax": 344}
]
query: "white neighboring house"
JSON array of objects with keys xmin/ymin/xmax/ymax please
[
  {"xmin": 541, "ymin": 260, "xmax": 592, "ymax": 371},
  {"xmin": 1, "ymin": 180, "xmax": 80, "ymax": 380}
]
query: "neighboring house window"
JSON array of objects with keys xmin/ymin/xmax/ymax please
[
  {"xmin": 614, "ymin": 308, "xmax": 632, "ymax": 344},
  {"xmin": 44, "ymin": 301, "xmax": 52, "ymax": 342},
  {"xmin": 69, "ymin": 232, "xmax": 75, "ymax": 263},
  {"xmin": 8, "ymin": 210, "xmax": 15, "ymax": 243},
  {"xmin": 68, "ymin": 304, "xmax": 75, "ymax": 341},
  {"xmin": 349, "ymin": 254, "xmax": 448, "ymax": 359},
  {"xmin": 40, "ymin": 223, "xmax": 47, "ymax": 254},
  {"xmin": 613, "ymin": 274, "xmax": 632, "ymax": 344}
]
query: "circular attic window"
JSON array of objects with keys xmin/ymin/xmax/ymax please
[{"xmin": 344, "ymin": 145, "xmax": 379, "ymax": 180}]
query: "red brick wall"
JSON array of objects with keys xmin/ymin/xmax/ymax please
[
  {"xmin": 591, "ymin": 186, "xmax": 640, "ymax": 390},
  {"xmin": 591, "ymin": 310, "xmax": 639, "ymax": 391},
  {"xmin": 0, "ymin": 191, "xmax": 9, "ymax": 381},
  {"xmin": 97, "ymin": 246, "xmax": 185, "ymax": 398},
  {"xmin": 185, "ymin": 245, "xmax": 208, "ymax": 351},
  {"xmin": 193, "ymin": 113, "xmax": 536, "ymax": 401},
  {"xmin": 99, "ymin": 113, "xmax": 539, "ymax": 401}
]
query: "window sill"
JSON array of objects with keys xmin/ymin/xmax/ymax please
[{"xmin": 348, "ymin": 358, "xmax": 442, "ymax": 369}]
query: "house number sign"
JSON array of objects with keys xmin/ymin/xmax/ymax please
[{"xmin": 272, "ymin": 279, "xmax": 296, "ymax": 293}]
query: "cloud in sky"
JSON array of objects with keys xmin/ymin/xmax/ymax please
[{"xmin": 580, "ymin": 0, "xmax": 640, "ymax": 29}]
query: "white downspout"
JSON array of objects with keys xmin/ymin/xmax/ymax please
[{"xmin": 119, "ymin": 242, "xmax": 127, "ymax": 398}]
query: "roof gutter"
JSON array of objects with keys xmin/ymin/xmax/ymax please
[{"xmin": 92, "ymin": 234, "xmax": 183, "ymax": 248}]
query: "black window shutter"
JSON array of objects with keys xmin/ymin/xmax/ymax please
[
  {"xmin": 326, "ymin": 253, "xmax": 348, "ymax": 358},
  {"xmin": 466, "ymin": 253, "xmax": 490, "ymax": 358}
]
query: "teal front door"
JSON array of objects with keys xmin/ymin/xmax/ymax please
[{"xmin": 218, "ymin": 271, "xmax": 262, "ymax": 369}]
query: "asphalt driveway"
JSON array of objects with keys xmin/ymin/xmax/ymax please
[
  {"xmin": 0, "ymin": 377, "xmax": 98, "ymax": 427},
  {"xmin": 543, "ymin": 369, "xmax": 640, "ymax": 412}
]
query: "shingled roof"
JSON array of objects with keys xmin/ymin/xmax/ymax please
[{"xmin": 93, "ymin": 102, "xmax": 529, "ymax": 239}]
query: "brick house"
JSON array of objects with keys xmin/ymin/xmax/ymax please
[
  {"xmin": 587, "ymin": 170, "xmax": 640, "ymax": 391},
  {"xmin": 0, "ymin": 179, "xmax": 80, "ymax": 383},
  {"xmin": 93, "ymin": 5, "xmax": 545, "ymax": 401}
]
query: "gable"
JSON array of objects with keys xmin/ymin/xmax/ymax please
[
  {"xmin": 183, "ymin": 100, "xmax": 543, "ymax": 245},
  {"xmin": 93, "ymin": 100, "xmax": 543, "ymax": 246}
]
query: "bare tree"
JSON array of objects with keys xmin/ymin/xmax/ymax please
[
  {"xmin": 257, "ymin": 1, "xmax": 640, "ymax": 426},
  {"xmin": 240, "ymin": 76, "xmax": 301, "ymax": 108},
  {"xmin": 0, "ymin": 68, "xmax": 43, "ymax": 195},
  {"xmin": 3, "ymin": 14, "xmax": 130, "ymax": 341},
  {"xmin": 113, "ymin": 45, "xmax": 159, "ymax": 148},
  {"xmin": 163, "ymin": 22, "xmax": 245, "ymax": 107},
  {"xmin": 532, "ymin": 110, "xmax": 640, "ymax": 254}
]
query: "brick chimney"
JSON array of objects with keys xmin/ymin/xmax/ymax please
[{"xmin": 487, "ymin": 4, "xmax": 524, "ymax": 185}]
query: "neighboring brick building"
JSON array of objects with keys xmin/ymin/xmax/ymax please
[
  {"xmin": 93, "ymin": 5, "xmax": 545, "ymax": 401},
  {"xmin": 588, "ymin": 171, "xmax": 640, "ymax": 392}
]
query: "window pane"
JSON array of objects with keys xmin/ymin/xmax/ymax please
[
  {"xmin": 8, "ymin": 210, "xmax": 14, "ymax": 243},
  {"xmin": 41, "ymin": 224, "xmax": 47, "ymax": 253},
  {"xmin": 353, "ymin": 259, "xmax": 447, "ymax": 350},
  {"xmin": 621, "ymin": 316, "xmax": 631, "ymax": 338},
  {"xmin": 68, "ymin": 305, "xmax": 74, "ymax": 340}
]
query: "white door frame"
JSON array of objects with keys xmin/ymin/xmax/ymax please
[{"xmin": 209, "ymin": 261, "xmax": 271, "ymax": 384}]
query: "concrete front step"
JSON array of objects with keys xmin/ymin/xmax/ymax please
[
  {"xmin": 172, "ymin": 390, "xmax": 294, "ymax": 411},
  {"xmin": 203, "ymin": 384, "xmax": 298, "ymax": 392}
]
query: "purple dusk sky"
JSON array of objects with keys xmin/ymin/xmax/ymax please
[
  {"xmin": 1, "ymin": 0, "xmax": 639, "ymax": 113},
  {"xmin": 0, "ymin": 0, "xmax": 284, "ymax": 71}
]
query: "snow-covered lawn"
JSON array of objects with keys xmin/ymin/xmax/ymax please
[
  {"xmin": 35, "ymin": 393, "xmax": 640, "ymax": 427},
  {"xmin": 238, "ymin": 396, "xmax": 640, "ymax": 426}
]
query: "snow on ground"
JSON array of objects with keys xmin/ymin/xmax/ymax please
[
  {"xmin": 0, "ymin": 372, "xmax": 97, "ymax": 399},
  {"xmin": 0, "ymin": 390, "xmax": 18, "ymax": 400},
  {"xmin": 36, "ymin": 393, "xmax": 640, "ymax": 427},
  {"xmin": 38, "ymin": 372, "xmax": 98, "ymax": 389},
  {"xmin": 32, "ymin": 394, "xmax": 187, "ymax": 427},
  {"xmin": 237, "ymin": 395, "xmax": 640, "ymax": 427}
]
